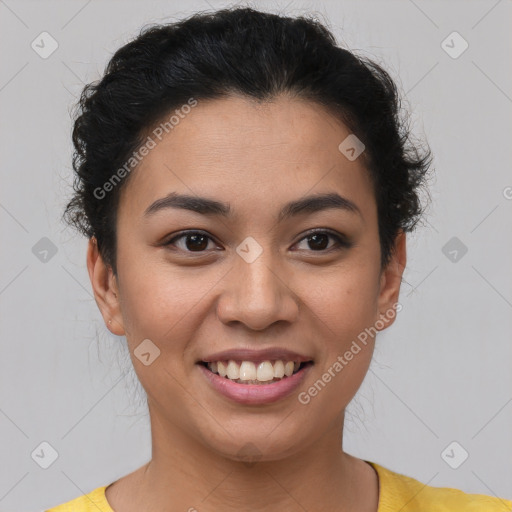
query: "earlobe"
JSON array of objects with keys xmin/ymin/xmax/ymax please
[
  {"xmin": 86, "ymin": 237, "xmax": 125, "ymax": 335},
  {"xmin": 376, "ymin": 230, "xmax": 406, "ymax": 331}
]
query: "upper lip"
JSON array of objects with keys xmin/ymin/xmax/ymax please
[{"xmin": 199, "ymin": 348, "xmax": 313, "ymax": 363}]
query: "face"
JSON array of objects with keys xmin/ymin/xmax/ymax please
[{"xmin": 88, "ymin": 94, "xmax": 405, "ymax": 462}]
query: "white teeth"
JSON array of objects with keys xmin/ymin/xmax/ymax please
[
  {"xmin": 217, "ymin": 361, "xmax": 227, "ymax": 377},
  {"xmin": 256, "ymin": 361, "xmax": 275, "ymax": 381},
  {"xmin": 239, "ymin": 361, "xmax": 256, "ymax": 381},
  {"xmin": 273, "ymin": 360, "xmax": 285, "ymax": 378},
  {"xmin": 206, "ymin": 359, "xmax": 307, "ymax": 383},
  {"xmin": 226, "ymin": 360, "xmax": 240, "ymax": 380}
]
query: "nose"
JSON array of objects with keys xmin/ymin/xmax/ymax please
[{"xmin": 216, "ymin": 250, "xmax": 300, "ymax": 331}]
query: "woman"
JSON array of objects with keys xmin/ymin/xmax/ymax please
[{"xmin": 47, "ymin": 6, "xmax": 511, "ymax": 511}]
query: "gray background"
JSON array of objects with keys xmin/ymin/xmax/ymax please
[{"xmin": 0, "ymin": 0, "xmax": 511, "ymax": 510}]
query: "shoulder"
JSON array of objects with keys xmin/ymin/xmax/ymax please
[
  {"xmin": 367, "ymin": 461, "xmax": 512, "ymax": 512},
  {"xmin": 44, "ymin": 485, "xmax": 113, "ymax": 512}
]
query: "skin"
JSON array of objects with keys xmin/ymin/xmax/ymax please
[{"xmin": 87, "ymin": 93, "xmax": 406, "ymax": 511}]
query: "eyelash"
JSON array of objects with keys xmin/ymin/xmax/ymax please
[{"xmin": 163, "ymin": 229, "xmax": 352, "ymax": 255}]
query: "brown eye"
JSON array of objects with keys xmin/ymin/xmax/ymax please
[
  {"xmin": 164, "ymin": 231, "xmax": 216, "ymax": 252},
  {"xmin": 305, "ymin": 233, "xmax": 330, "ymax": 251},
  {"xmin": 294, "ymin": 230, "xmax": 352, "ymax": 253}
]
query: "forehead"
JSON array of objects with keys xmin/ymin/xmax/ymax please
[{"xmin": 119, "ymin": 94, "xmax": 375, "ymax": 220}]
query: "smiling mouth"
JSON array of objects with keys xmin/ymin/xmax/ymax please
[{"xmin": 199, "ymin": 360, "xmax": 314, "ymax": 385}]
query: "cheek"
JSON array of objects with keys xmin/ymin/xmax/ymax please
[
  {"xmin": 296, "ymin": 263, "xmax": 379, "ymax": 396},
  {"xmin": 117, "ymin": 257, "xmax": 217, "ymax": 355},
  {"xmin": 300, "ymin": 285, "xmax": 377, "ymax": 413},
  {"xmin": 301, "ymin": 263, "xmax": 380, "ymax": 343},
  {"xmin": 115, "ymin": 263, "xmax": 208, "ymax": 410}
]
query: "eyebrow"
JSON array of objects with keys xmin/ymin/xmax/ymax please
[{"xmin": 143, "ymin": 191, "xmax": 362, "ymax": 222}]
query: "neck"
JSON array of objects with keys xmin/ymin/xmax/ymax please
[{"xmin": 131, "ymin": 408, "xmax": 376, "ymax": 512}]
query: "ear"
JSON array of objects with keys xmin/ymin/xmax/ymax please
[
  {"xmin": 375, "ymin": 229, "xmax": 406, "ymax": 331},
  {"xmin": 86, "ymin": 237, "xmax": 125, "ymax": 335}
]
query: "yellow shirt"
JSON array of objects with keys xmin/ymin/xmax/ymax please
[{"xmin": 45, "ymin": 460, "xmax": 512, "ymax": 511}]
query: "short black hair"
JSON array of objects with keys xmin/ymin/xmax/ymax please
[{"xmin": 63, "ymin": 6, "xmax": 433, "ymax": 274}]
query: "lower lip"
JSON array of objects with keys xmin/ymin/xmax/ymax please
[{"xmin": 198, "ymin": 363, "xmax": 313, "ymax": 405}]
